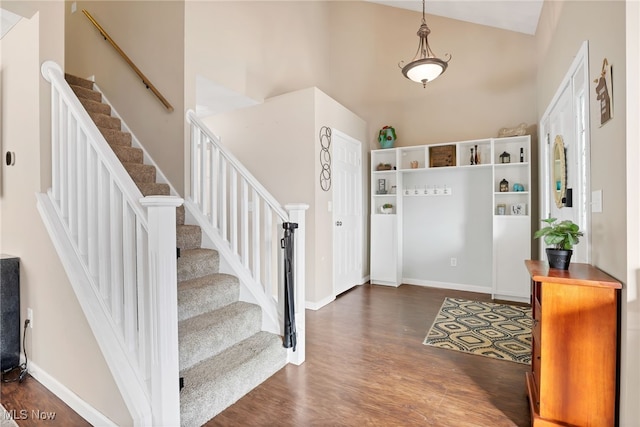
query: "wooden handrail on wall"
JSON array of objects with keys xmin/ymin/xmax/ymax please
[{"xmin": 82, "ymin": 9, "xmax": 174, "ymax": 112}]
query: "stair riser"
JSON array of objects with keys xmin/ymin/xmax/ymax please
[
  {"xmin": 111, "ymin": 146, "xmax": 143, "ymax": 164},
  {"xmin": 178, "ymin": 303, "xmax": 261, "ymax": 371},
  {"xmin": 124, "ymin": 163, "xmax": 156, "ymax": 183},
  {"xmin": 65, "ymin": 73, "xmax": 94, "ymax": 90},
  {"xmin": 99, "ymin": 128, "xmax": 132, "ymax": 147},
  {"xmin": 71, "ymin": 85, "xmax": 102, "ymax": 103},
  {"xmin": 178, "ymin": 274, "xmax": 239, "ymax": 322},
  {"xmin": 177, "ymin": 250, "xmax": 219, "ymax": 282},
  {"xmin": 177, "ymin": 225, "xmax": 202, "ymax": 251},
  {"xmin": 80, "ymin": 98, "xmax": 111, "ymax": 115},
  {"xmin": 137, "ymin": 182, "xmax": 170, "ymax": 196},
  {"xmin": 91, "ymin": 113, "xmax": 121, "ymax": 131},
  {"xmin": 176, "ymin": 206, "xmax": 185, "ymax": 225}
]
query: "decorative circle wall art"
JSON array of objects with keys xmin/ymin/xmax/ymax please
[{"xmin": 319, "ymin": 126, "xmax": 332, "ymax": 191}]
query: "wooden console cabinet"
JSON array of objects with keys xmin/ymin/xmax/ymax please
[{"xmin": 524, "ymin": 260, "xmax": 621, "ymax": 427}]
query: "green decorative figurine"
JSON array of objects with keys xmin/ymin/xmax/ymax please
[{"xmin": 378, "ymin": 126, "xmax": 396, "ymax": 149}]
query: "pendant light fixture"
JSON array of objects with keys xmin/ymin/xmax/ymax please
[{"xmin": 399, "ymin": 0, "xmax": 451, "ymax": 87}]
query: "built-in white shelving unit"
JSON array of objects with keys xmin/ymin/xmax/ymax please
[{"xmin": 370, "ymin": 136, "xmax": 531, "ymax": 302}]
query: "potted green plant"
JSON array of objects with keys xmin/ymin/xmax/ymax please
[
  {"xmin": 380, "ymin": 203, "xmax": 393, "ymax": 214},
  {"xmin": 534, "ymin": 218, "xmax": 583, "ymax": 270}
]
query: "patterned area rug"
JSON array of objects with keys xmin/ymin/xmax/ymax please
[{"xmin": 423, "ymin": 297, "xmax": 532, "ymax": 364}]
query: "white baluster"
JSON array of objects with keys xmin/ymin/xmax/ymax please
[
  {"xmin": 263, "ymin": 205, "xmax": 273, "ymax": 294},
  {"xmin": 123, "ymin": 203, "xmax": 137, "ymax": 353},
  {"xmin": 110, "ymin": 182, "xmax": 124, "ymax": 328},
  {"xmin": 210, "ymin": 145, "xmax": 219, "ymax": 229},
  {"xmin": 252, "ymin": 189, "xmax": 261, "ymax": 282},
  {"xmin": 230, "ymin": 168, "xmax": 238, "ymax": 255},
  {"xmin": 241, "ymin": 179, "xmax": 249, "ymax": 268}
]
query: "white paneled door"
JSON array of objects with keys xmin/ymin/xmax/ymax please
[
  {"xmin": 540, "ymin": 41, "xmax": 591, "ymax": 264},
  {"xmin": 332, "ymin": 130, "xmax": 363, "ymax": 296}
]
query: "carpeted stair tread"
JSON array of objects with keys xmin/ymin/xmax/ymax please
[
  {"xmin": 179, "ymin": 301, "xmax": 261, "ymax": 370},
  {"xmin": 179, "ymin": 331, "xmax": 287, "ymax": 427},
  {"xmin": 70, "ymin": 84, "xmax": 102, "ymax": 103},
  {"xmin": 65, "ymin": 73, "xmax": 94, "ymax": 90},
  {"xmin": 89, "ymin": 112, "xmax": 121, "ymax": 130},
  {"xmin": 178, "ymin": 273, "xmax": 240, "ymax": 321},
  {"xmin": 123, "ymin": 162, "xmax": 156, "ymax": 183},
  {"xmin": 177, "ymin": 225, "xmax": 202, "ymax": 251},
  {"xmin": 111, "ymin": 145, "xmax": 143, "ymax": 164},
  {"xmin": 79, "ymin": 97, "xmax": 111, "ymax": 115},
  {"xmin": 99, "ymin": 128, "xmax": 132, "ymax": 147},
  {"xmin": 177, "ymin": 248, "xmax": 219, "ymax": 282},
  {"xmin": 136, "ymin": 182, "xmax": 170, "ymax": 196}
]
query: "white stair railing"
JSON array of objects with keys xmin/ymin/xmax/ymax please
[
  {"xmin": 186, "ymin": 110, "xmax": 307, "ymax": 365},
  {"xmin": 40, "ymin": 61, "xmax": 181, "ymax": 426}
]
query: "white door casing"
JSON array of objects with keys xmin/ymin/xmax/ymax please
[
  {"xmin": 540, "ymin": 41, "xmax": 591, "ymax": 263},
  {"xmin": 332, "ymin": 129, "xmax": 363, "ymax": 296}
]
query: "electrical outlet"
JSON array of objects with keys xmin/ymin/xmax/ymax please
[
  {"xmin": 27, "ymin": 308, "xmax": 33, "ymax": 328},
  {"xmin": 450, "ymin": 257, "xmax": 457, "ymax": 267}
]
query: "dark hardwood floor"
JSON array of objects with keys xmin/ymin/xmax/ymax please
[
  {"xmin": 208, "ymin": 284, "xmax": 531, "ymax": 426},
  {"xmin": 1, "ymin": 284, "xmax": 531, "ymax": 426},
  {"xmin": 1, "ymin": 373, "xmax": 90, "ymax": 426}
]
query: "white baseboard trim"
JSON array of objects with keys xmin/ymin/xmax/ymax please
[
  {"xmin": 305, "ymin": 294, "xmax": 335, "ymax": 311},
  {"xmin": 23, "ymin": 360, "xmax": 116, "ymax": 426},
  {"xmin": 402, "ymin": 278, "xmax": 492, "ymax": 295}
]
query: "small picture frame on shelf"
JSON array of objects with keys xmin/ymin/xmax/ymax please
[
  {"xmin": 511, "ymin": 203, "xmax": 526, "ymax": 215},
  {"xmin": 429, "ymin": 145, "xmax": 456, "ymax": 168},
  {"xmin": 377, "ymin": 179, "xmax": 387, "ymax": 194},
  {"xmin": 496, "ymin": 203, "xmax": 507, "ymax": 215}
]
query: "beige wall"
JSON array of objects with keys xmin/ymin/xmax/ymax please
[
  {"xmin": 536, "ymin": 0, "xmax": 627, "ymax": 278},
  {"xmin": 65, "ymin": 0, "xmax": 185, "ymax": 194},
  {"xmin": 0, "ymin": 3, "xmax": 131, "ymax": 425},
  {"xmin": 324, "ymin": 2, "xmax": 538, "ymax": 151},
  {"xmin": 183, "ymin": 1, "xmax": 331, "ymax": 197},
  {"xmin": 536, "ymin": 0, "xmax": 636, "ymax": 424},
  {"xmin": 625, "ymin": 1, "xmax": 640, "ymax": 424},
  {"xmin": 184, "ymin": 1, "xmax": 537, "ymax": 150}
]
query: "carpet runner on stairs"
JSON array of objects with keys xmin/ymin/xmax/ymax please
[{"xmin": 64, "ymin": 73, "xmax": 287, "ymax": 426}]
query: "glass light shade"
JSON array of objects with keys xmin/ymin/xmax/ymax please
[{"xmin": 403, "ymin": 59, "xmax": 447, "ymax": 84}]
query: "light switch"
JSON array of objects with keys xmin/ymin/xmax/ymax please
[{"xmin": 592, "ymin": 190, "xmax": 602, "ymax": 213}]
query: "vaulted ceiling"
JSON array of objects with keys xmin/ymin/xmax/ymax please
[{"xmin": 368, "ymin": 0, "xmax": 544, "ymax": 35}]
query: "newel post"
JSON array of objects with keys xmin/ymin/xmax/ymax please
[
  {"xmin": 140, "ymin": 195, "xmax": 183, "ymax": 426},
  {"xmin": 284, "ymin": 203, "xmax": 309, "ymax": 365}
]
